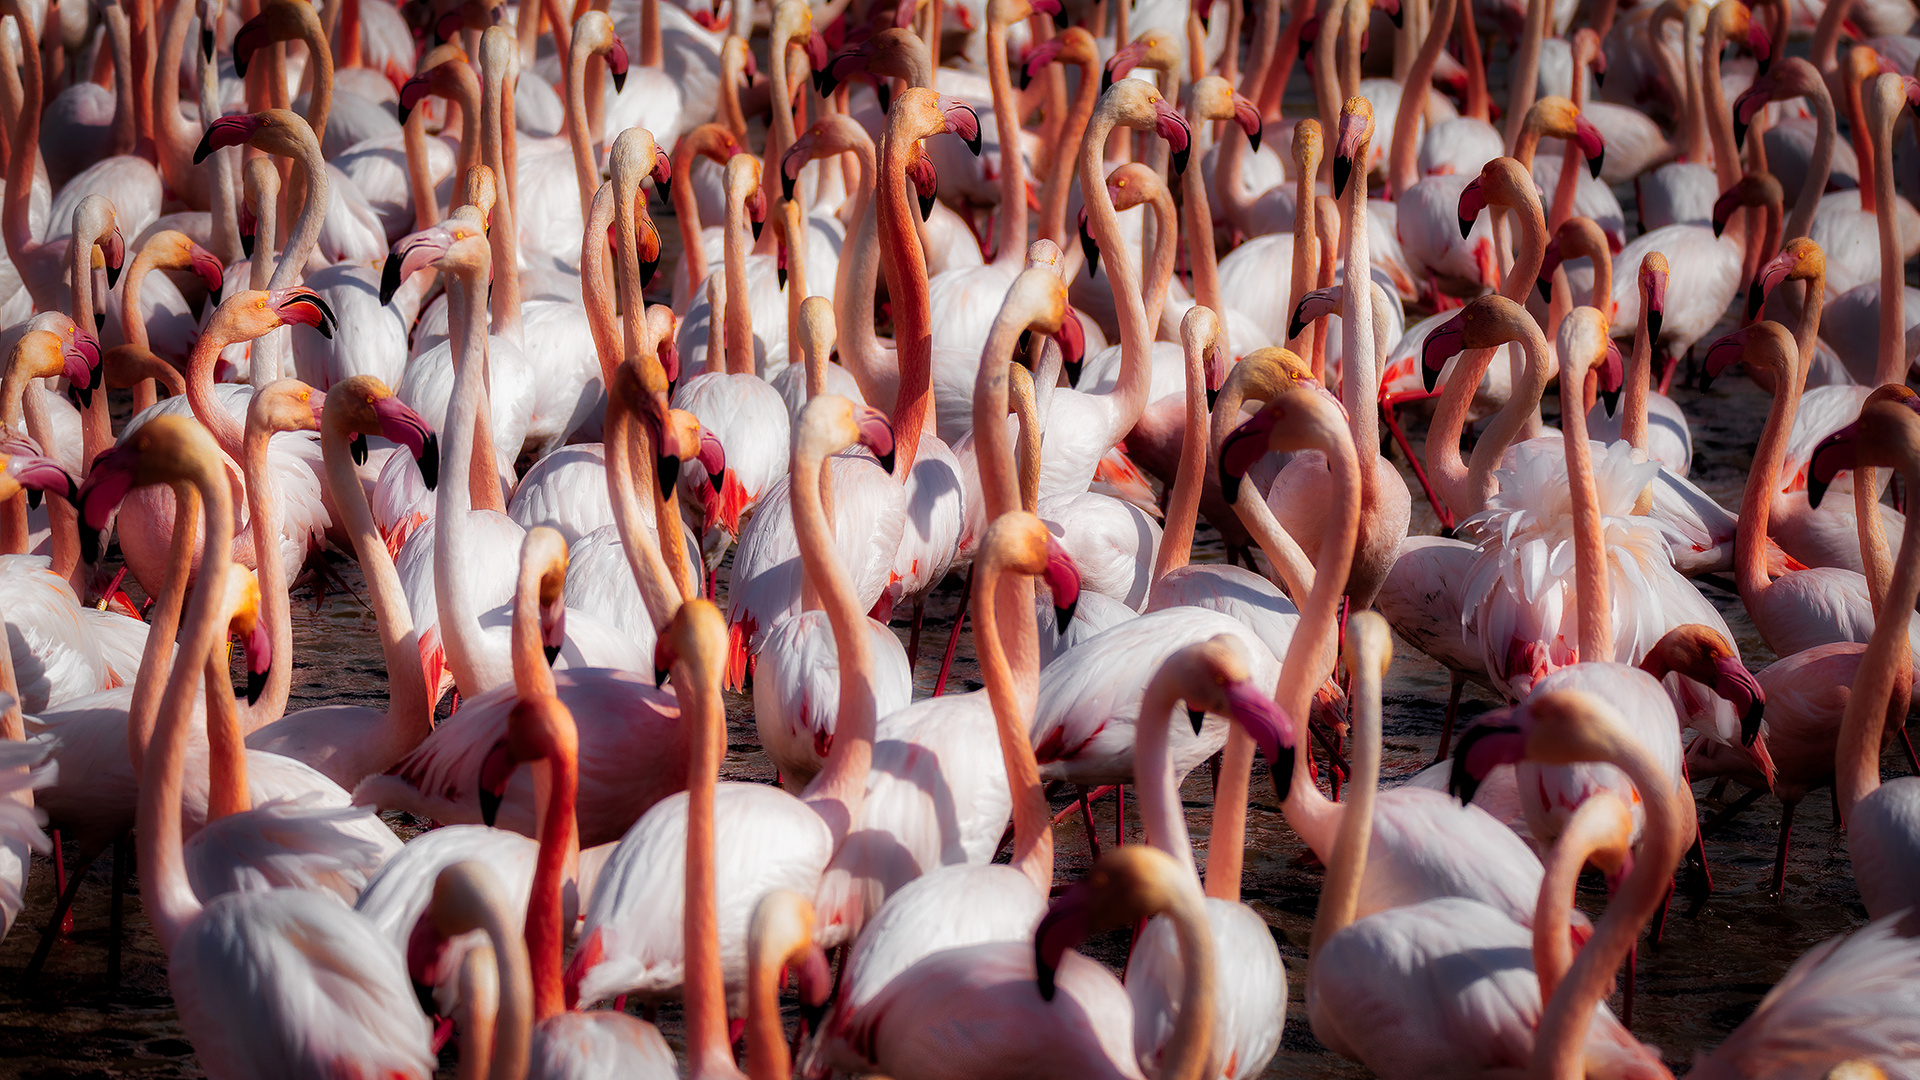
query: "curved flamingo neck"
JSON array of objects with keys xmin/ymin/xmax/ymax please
[
  {"xmin": 975, "ymin": 298, "xmax": 1044, "ymax": 696},
  {"xmin": 1734, "ymin": 341, "xmax": 1800, "ymax": 603},
  {"xmin": 1502, "ymin": 0, "xmax": 1546, "ymax": 152},
  {"xmin": 794, "ymin": 436, "xmax": 875, "ymax": 844},
  {"xmin": 320, "ymin": 413, "xmax": 431, "ymax": 744},
  {"xmin": 139, "ymin": 456, "xmax": 236, "ymax": 953},
  {"xmin": 402, "ymin": 105, "xmax": 443, "ymax": 230},
  {"xmin": 1181, "ymin": 114, "xmax": 1223, "ymax": 324},
  {"xmin": 1152, "ymin": 326, "xmax": 1210, "ymax": 579},
  {"xmin": 266, "ymin": 129, "xmax": 330, "ymax": 291},
  {"xmin": 1342, "ymin": 175, "xmax": 1378, "ymax": 471},
  {"xmin": 126, "ymin": 483, "xmax": 200, "ymax": 774},
  {"xmin": 1784, "ymin": 77, "xmax": 1835, "ymax": 243},
  {"xmin": 677, "ymin": 634, "xmax": 740, "ymax": 1079},
  {"xmin": 1041, "ymin": 55, "xmax": 1098, "ymax": 245},
  {"xmin": 525, "ymin": 748, "xmax": 579, "ymax": 1021},
  {"xmin": 828, "ymin": 133, "xmax": 893, "ymax": 409},
  {"xmin": 1136, "ymin": 670, "xmax": 1204, "ymax": 891},
  {"xmin": 479, "ymin": 47, "xmax": 523, "ymax": 341},
  {"xmin": 186, "ymin": 328, "xmax": 254, "ymax": 460},
  {"xmin": 1307, "ymin": 627, "xmax": 1379, "ymax": 971},
  {"xmin": 1700, "ymin": 16, "xmax": 1742, "ymax": 195},
  {"xmin": 877, "ymin": 124, "xmax": 934, "ymax": 477},
  {"xmin": 153, "ymin": 0, "xmax": 206, "ymax": 208},
  {"xmin": 1838, "ymin": 466, "xmax": 1919, "ymax": 816},
  {"xmin": 1533, "ymin": 733, "xmax": 1684, "ymax": 1080},
  {"xmin": 1079, "ymin": 108, "xmax": 1154, "ymax": 446},
  {"xmin": 243, "ymin": 416, "xmax": 294, "ymax": 725},
  {"xmin": 438, "ymin": 259, "xmax": 508, "ymax": 696},
  {"xmin": 3, "ymin": 0, "xmax": 40, "ymax": 269},
  {"xmin": 722, "ymin": 166, "xmax": 756, "ymax": 375},
  {"xmin": 1624, "ymin": 294, "xmax": 1652, "ymax": 453},
  {"xmin": 203, "ymin": 649, "xmax": 251, "ymax": 820},
  {"xmin": 1207, "ymin": 378, "xmax": 1317, "ymax": 601},
  {"xmin": 985, "ymin": 13, "xmax": 1028, "ymax": 265},
  {"xmin": 1140, "ymin": 189, "xmax": 1176, "ymax": 340},
  {"xmin": 1464, "ymin": 318, "xmax": 1552, "ymax": 516},
  {"xmin": 582, "ymin": 186, "xmax": 622, "ymax": 383},
  {"xmin": 1870, "ymin": 86, "xmax": 1904, "ymax": 387},
  {"xmin": 972, "ymin": 547, "xmax": 1054, "ymax": 892},
  {"xmin": 672, "ymin": 133, "xmax": 731, "ymax": 289},
  {"xmin": 605, "ymin": 392, "xmax": 682, "ymax": 633},
  {"xmin": 1390, "ymin": 0, "xmax": 1459, "ymax": 197},
  {"xmin": 1557, "ymin": 334, "xmax": 1612, "ymax": 662},
  {"xmin": 566, "ymin": 35, "xmax": 605, "ymax": 220},
  {"xmin": 1811, "ymin": 0, "xmax": 1851, "ymax": 73}
]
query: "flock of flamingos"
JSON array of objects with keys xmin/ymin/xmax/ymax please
[{"xmin": 4, "ymin": 0, "xmax": 1920, "ymax": 1069}]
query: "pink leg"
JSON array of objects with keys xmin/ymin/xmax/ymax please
[
  {"xmin": 1656, "ymin": 348, "xmax": 1682, "ymax": 395},
  {"xmin": 51, "ymin": 829, "xmax": 70, "ymax": 932},
  {"xmin": 906, "ymin": 598, "xmax": 926, "ymax": 669},
  {"xmin": 1623, "ymin": 945, "xmax": 1636, "ymax": 1032},
  {"xmin": 1075, "ymin": 785, "xmax": 1102, "ymax": 863},
  {"xmin": 1114, "ymin": 784, "xmax": 1125, "ymax": 848},
  {"xmin": 1380, "ymin": 395, "xmax": 1454, "ymax": 533},
  {"xmin": 932, "ymin": 571, "xmax": 973, "ymax": 697}
]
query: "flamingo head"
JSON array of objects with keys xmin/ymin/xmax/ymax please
[
  {"xmin": 382, "ymin": 219, "xmax": 484, "ymax": 304},
  {"xmin": 895, "ymin": 143, "xmax": 947, "ymax": 221},
  {"xmin": 1231, "ymin": 91, "xmax": 1263, "ymax": 153},
  {"xmin": 1456, "ymin": 175, "xmax": 1487, "ymax": 239},
  {"xmin": 605, "ymin": 31, "xmax": 631, "ymax": 96},
  {"xmin": 1332, "ymin": 96, "xmax": 1373, "ymax": 199},
  {"xmin": 1040, "ymin": 529, "xmax": 1081, "ymax": 634},
  {"xmin": 1696, "ymin": 326, "xmax": 1752, "ymax": 394},
  {"xmin": 193, "ymin": 112, "xmax": 265, "ymax": 164},
  {"xmin": 75, "ymin": 417, "xmax": 218, "ymax": 563},
  {"xmin": 817, "ymin": 37, "xmax": 878, "ymax": 99},
  {"xmin": 266, "ymin": 288, "xmax": 338, "ymax": 338},
  {"xmin": 1806, "ymin": 386, "xmax": 1920, "ymax": 508},
  {"xmin": 1420, "ymin": 309, "xmax": 1468, "ymax": 394},
  {"xmin": 940, "ymin": 95, "xmax": 985, "ymax": 157},
  {"xmin": 1638, "ymin": 252, "xmax": 1668, "ymax": 346},
  {"xmin": 1289, "ymin": 284, "xmax": 1341, "ymax": 342},
  {"xmin": 217, "ymin": 565, "xmax": 273, "ymax": 705},
  {"xmin": 1747, "ymin": 238, "xmax": 1819, "ymax": 320},
  {"xmin": 63, "ymin": 324, "xmax": 104, "ymax": 409},
  {"xmin": 1447, "ymin": 714, "xmax": 1525, "ymax": 803},
  {"xmin": 1035, "ymin": 847, "xmax": 1193, "ymax": 1001},
  {"xmin": 1166, "ymin": 635, "xmax": 1298, "ymax": 797},
  {"xmin": 186, "ymin": 240, "xmax": 225, "ymax": 300},
  {"xmin": 1020, "ymin": 37, "xmax": 1066, "ymax": 90},
  {"xmin": 0, "ymin": 450, "xmax": 77, "ymax": 512},
  {"xmin": 1594, "ymin": 337, "xmax": 1625, "ymax": 418},
  {"xmin": 1055, "ymin": 309, "xmax": 1086, "ymax": 384},
  {"xmin": 329, "ymin": 376, "xmax": 441, "ymax": 492}
]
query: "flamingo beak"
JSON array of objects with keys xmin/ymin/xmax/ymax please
[
  {"xmin": 1447, "ymin": 721, "xmax": 1525, "ymax": 803},
  {"xmin": 607, "ymin": 35, "xmax": 630, "ymax": 96},
  {"xmin": 1077, "ymin": 207, "xmax": 1098, "ymax": 278},
  {"xmin": 1421, "ymin": 312, "xmax": 1467, "ymax": 394},
  {"xmin": 939, "ymin": 96, "xmax": 983, "ymax": 156},
  {"xmin": 698, "ymin": 427, "xmax": 728, "ymax": 493},
  {"xmin": 246, "ymin": 619, "xmax": 273, "ymax": 705},
  {"xmin": 397, "ymin": 71, "xmax": 435, "ymax": 124},
  {"xmin": 1153, "ymin": 98, "xmax": 1192, "ymax": 176},
  {"xmin": 1220, "ymin": 676, "xmax": 1296, "ymax": 797},
  {"xmin": 1572, "ymin": 115, "xmax": 1604, "ymax": 179},
  {"xmin": 1456, "ymin": 176, "xmax": 1487, "ymax": 239},
  {"xmin": 1697, "ymin": 327, "xmax": 1750, "ymax": 394},
  {"xmin": 855, "ymin": 405, "xmax": 896, "ymax": 474},
  {"xmin": 1032, "ymin": 888, "xmax": 1092, "ymax": 1002},
  {"xmin": 1289, "ymin": 285, "xmax": 1340, "ymax": 341},
  {"xmin": 232, "ymin": 13, "xmax": 271, "ymax": 77},
  {"xmin": 373, "ymin": 395, "xmax": 441, "ymax": 491},
  {"xmin": 1711, "ymin": 654, "xmax": 1766, "ymax": 746},
  {"xmin": 1232, "ymin": 93, "xmax": 1262, "ymax": 153},
  {"xmin": 190, "ymin": 243, "xmax": 226, "ymax": 300},
  {"xmin": 1804, "ymin": 422, "xmax": 1859, "ymax": 510},
  {"xmin": 1102, "ymin": 41, "xmax": 1147, "ymax": 93},
  {"xmin": 195, "ymin": 113, "xmax": 262, "ymax": 164},
  {"xmin": 1041, "ymin": 534, "xmax": 1080, "ymax": 634},
  {"xmin": 1748, "ymin": 250, "xmax": 1795, "ymax": 320},
  {"xmin": 1598, "ymin": 339, "xmax": 1624, "ymax": 418},
  {"xmin": 275, "ymin": 289, "xmax": 338, "ymax": 338},
  {"xmin": 477, "ymin": 741, "xmax": 514, "ymax": 827},
  {"xmin": 782, "ymin": 137, "xmax": 812, "ymax": 203}
]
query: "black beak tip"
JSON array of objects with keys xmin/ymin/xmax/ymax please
[
  {"xmin": 964, "ymin": 132, "xmax": 982, "ymax": 157},
  {"xmin": 380, "ymin": 258, "xmax": 404, "ymax": 305},
  {"xmin": 1170, "ymin": 147, "xmax": 1189, "ymax": 176},
  {"xmin": 1697, "ymin": 372, "xmax": 1716, "ymax": 394},
  {"xmin": 1712, "ymin": 216, "xmax": 1726, "ymax": 239},
  {"xmin": 1600, "ymin": 388, "xmax": 1621, "ymax": 418},
  {"xmin": 659, "ymin": 455, "xmax": 683, "ymax": 493},
  {"xmin": 1054, "ymin": 599, "xmax": 1076, "ymax": 635},
  {"xmin": 1100, "ymin": 69, "xmax": 1114, "ymax": 93},
  {"xmin": 25, "ymin": 488, "xmax": 41, "ymax": 511},
  {"xmin": 74, "ymin": 384, "xmax": 93, "ymax": 410},
  {"xmin": 654, "ymin": 667, "xmax": 670, "ymax": 686},
  {"xmin": 1457, "ymin": 215, "xmax": 1473, "ymax": 240},
  {"xmin": 1733, "ymin": 117, "xmax": 1748, "ymax": 150},
  {"xmin": 877, "ymin": 84, "xmax": 891, "ymax": 114},
  {"xmin": 1592, "ymin": 69, "xmax": 1604, "ymax": 89},
  {"xmin": 782, "ymin": 173, "xmax": 797, "ymax": 202},
  {"xmin": 246, "ymin": 668, "xmax": 268, "ymax": 706},
  {"xmin": 350, "ymin": 432, "xmax": 369, "ymax": 466},
  {"xmin": 106, "ymin": 264, "xmax": 121, "ymax": 290},
  {"xmin": 1018, "ymin": 67, "xmax": 1032, "ymax": 91},
  {"xmin": 1247, "ymin": 128, "xmax": 1261, "ymax": 154},
  {"xmin": 878, "ymin": 450, "xmax": 897, "ymax": 476},
  {"xmin": 1535, "ymin": 277, "xmax": 1552, "ymax": 304},
  {"xmin": 1740, "ymin": 702, "xmax": 1764, "ymax": 745},
  {"xmin": 1269, "ymin": 755, "xmax": 1294, "ymax": 804},
  {"xmin": 641, "ymin": 254, "xmax": 660, "ymax": 289},
  {"xmin": 1422, "ymin": 364, "xmax": 1441, "ymax": 395},
  {"xmin": 80, "ymin": 528, "xmax": 101, "ymax": 564},
  {"xmin": 1219, "ymin": 468, "xmax": 1241, "ymax": 505},
  {"xmin": 709, "ymin": 467, "xmax": 726, "ymax": 495},
  {"xmin": 1647, "ymin": 311, "xmax": 1662, "ymax": 342},
  {"xmin": 1588, "ymin": 151, "xmax": 1603, "ymax": 180},
  {"xmin": 611, "ymin": 70, "xmax": 628, "ymax": 95},
  {"xmin": 1746, "ymin": 284, "xmax": 1764, "ymax": 321},
  {"xmin": 193, "ymin": 132, "xmax": 215, "ymax": 165},
  {"xmin": 201, "ymin": 27, "xmax": 215, "ymax": 60},
  {"xmin": 1187, "ymin": 708, "xmax": 1206, "ymax": 736},
  {"xmin": 1063, "ymin": 358, "xmax": 1082, "ymax": 385},
  {"xmin": 777, "ymin": 265, "xmax": 787, "ymax": 290},
  {"xmin": 479, "ymin": 787, "xmax": 502, "ymax": 828},
  {"xmin": 918, "ymin": 192, "xmax": 935, "ymax": 221},
  {"xmin": 241, "ymin": 231, "xmax": 256, "ymax": 258},
  {"xmin": 751, "ymin": 219, "xmax": 764, "ymax": 242},
  {"xmin": 1205, "ymin": 386, "xmax": 1218, "ymax": 411},
  {"xmin": 397, "ymin": 102, "xmax": 414, "ymax": 124},
  {"xmin": 1036, "ymin": 963, "xmax": 1058, "ymax": 1002},
  {"xmin": 419, "ymin": 432, "xmax": 441, "ymax": 491},
  {"xmin": 544, "ymin": 643, "xmax": 561, "ymax": 666},
  {"xmin": 1333, "ymin": 156, "xmax": 1352, "ymax": 200},
  {"xmin": 1808, "ymin": 476, "xmax": 1828, "ymax": 509}
]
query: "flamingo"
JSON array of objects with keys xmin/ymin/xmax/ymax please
[
  {"xmin": 1805, "ymin": 397, "xmax": 1920, "ymax": 934},
  {"xmin": 1308, "ymin": 680, "xmax": 1678, "ymax": 1078},
  {"xmin": 846, "ymin": 844, "xmax": 1218, "ymax": 1080},
  {"xmin": 108, "ymin": 415, "xmax": 433, "ymax": 1079},
  {"xmin": 1587, "ymin": 252, "xmax": 1693, "ymax": 476},
  {"xmin": 563, "ymin": 396, "xmax": 891, "ymax": 1009}
]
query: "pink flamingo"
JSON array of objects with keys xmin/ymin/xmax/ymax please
[{"xmin": 114, "ymin": 415, "xmax": 435, "ymax": 1078}]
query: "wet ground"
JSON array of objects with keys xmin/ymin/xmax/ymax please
[{"xmin": 3, "ymin": 361, "xmax": 1913, "ymax": 1079}]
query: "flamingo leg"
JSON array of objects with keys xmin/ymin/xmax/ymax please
[
  {"xmin": 1649, "ymin": 881, "xmax": 1674, "ymax": 947},
  {"xmin": 26, "ymin": 843, "xmax": 99, "ymax": 985},
  {"xmin": 1705, "ymin": 776, "xmax": 1730, "ymax": 802},
  {"xmin": 1898, "ymin": 723, "xmax": 1919, "ymax": 774},
  {"xmin": 1702, "ymin": 784, "xmax": 1766, "ymax": 836},
  {"xmin": 1380, "ymin": 395, "xmax": 1454, "ymax": 533},
  {"xmin": 931, "ymin": 570, "xmax": 973, "ymax": 697},
  {"xmin": 51, "ymin": 829, "xmax": 70, "ymax": 933},
  {"xmin": 1075, "ymin": 785, "xmax": 1102, "ymax": 863},
  {"xmin": 1772, "ymin": 798, "xmax": 1797, "ymax": 895},
  {"xmin": 906, "ymin": 598, "xmax": 926, "ymax": 669},
  {"xmin": 1623, "ymin": 945, "xmax": 1636, "ymax": 1031},
  {"xmin": 1114, "ymin": 784, "xmax": 1125, "ymax": 848},
  {"xmin": 1435, "ymin": 672, "xmax": 1464, "ymax": 761},
  {"xmin": 1656, "ymin": 345, "xmax": 1686, "ymax": 396}
]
